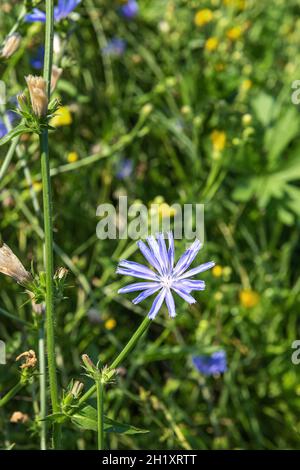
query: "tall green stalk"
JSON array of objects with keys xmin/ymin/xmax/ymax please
[
  {"xmin": 38, "ymin": 324, "xmax": 47, "ymax": 450},
  {"xmin": 96, "ymin": 380, "xmax": 105, "ymax": 450},
  {"xmin": 40, "ymin": 0, "xmax": 61, "ymax": 449}
]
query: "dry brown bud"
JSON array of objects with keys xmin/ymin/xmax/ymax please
[
  {"xmin": 10, "ymin": 411, "xmax": 29, "ymax": 424},
  {"xmin": 51, "ymin": 65, "xmax": 63, "ymax": 92},
  {"xmin": 1, "ymin": 33, "xmax": 21, "ymax": 59},
  {"xmin": 25, "ymin": 75, "xmax": 48, "ymax": 117},
  {"xmin": 16, "ymin": 350, "xmax": 37, "ymax": 370},
  {"xmin": 0, "ymin": 242, "xmax": 32, "ymax": 286}
]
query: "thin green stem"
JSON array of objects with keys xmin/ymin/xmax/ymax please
[
  {"xmin": 0, "ymin": 138, "xmax": 18, "ymax": 181},
  {"xmin": 0, "ymin": 381, "xmax": 24, "ymax": 408},
  {"xmin": 96, "ymin": 380, "xmax": 105, "ymax": 450},
  {"xmin": 41, "ymin": 0, "xmax": 61, "ymax": 449},
  {"xmin": 78, "ymin": 316, "xmax": 151, "ymax": 407},
  {"xmin": 38, "ymin": 324, "xmax": 47, "ymax": 450}
]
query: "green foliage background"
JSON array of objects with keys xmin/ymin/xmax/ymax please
[{"xmin": 0, "ymin": 0, "xmax": 300, "ymax": 450}]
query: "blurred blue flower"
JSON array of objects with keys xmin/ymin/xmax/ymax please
[
  {"xmin": 103, "ymin": 38, "xmax": 126, "ymax": 57},
  {"xmin": 25, "ymin": 0, "xmax": 80, "ymax": 23},
  {"xmin": 0, "ymin": 120, "xmax": 7, "ymax": 139},
  {"xmin": 120, "ymin": 0, "xmax": 139, "ymax": 19},
  {"xmin": 192, "ymin": 351, "xmax": 227, "ymax": 376},
  {"xmin": 117, "ymin": 232, "xmax": 215, "ymax": 319},
  {"xmin": 30, "ymin": 46, "xmax": 44, "ymax": 70},
  {"xmin": 116, "ymin": 158, "xmax": 133, "ymax": 179},
  {"xmin": 0, "ymin": 111, "xmax": 18, "ymax": 139}
]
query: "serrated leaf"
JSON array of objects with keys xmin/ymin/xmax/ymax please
[{"xmin": 71, "ymin": 405, "xmax": 148, "ymax": 434}]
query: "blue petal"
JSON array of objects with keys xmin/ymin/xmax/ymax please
[
  {"xmin": 116, "ymin": 266, "xmax": 157, "ymax": 281},
  {"xmin": 148, "ymin": 288, "xmax": 166, "ymax": 319},
  {"xmin": 179, "ymin": 280, "xmax": 205, "ymax": 291},
  {"xmin": 157, "ymin": 233, "xmax": 169, "ymax": 274},
  {"xmin": 173, "ymin": 239, "xmax": 202, "ymax": 277},
  {"xmin": 118, "ymin": 260, "xmax": 158, "ymax": 280},
  {"xmin": 132, "ymin": 286, "xmax": 161, "ymax": 304},
  {"xmin": 171, "ymin": 286, "xmax": 197, "ymax": 304},
  {"xmin": 165, "ymin": 289, "xmax": 176, "ymax": 317},
  {"xmin": 137, "ymin": 240, "xmax": 162, "ymax": 274},
  {"xmin": 25, "ymin": 8, "xmax": 46, "ymax": 23},
  {"xmin": 146, "ymin": 235, "xmax": 165, "ymax": 275},
  {"xmin": 118, "ymin": 281, "xmax": 159, "ymax": 294},
  {"xmin": 55, "ymin": 0, "xmax": 80, "ymax": 20},
  {"xmin": 167, "ymin": 231, "xmax": 174, "ymax": 269},
  {"xmin": 178, "ymin": 261, "xmax": 215, "ymax": 280}
]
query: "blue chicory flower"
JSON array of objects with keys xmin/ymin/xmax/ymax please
[
  {"xmin": 117, "ymin": 232, "xmax": 215, "ymax": 319},
  {"xmin": 0, "ymin": 111, "xmax": 18, "ymax": 139},
  {"xmin": 192, "ymin": 351, "xmax": 227, "ymax": 376},
  {"xmin": 25, "ymin": 0, "xmax": 80, "ymax": 23},
  {"xmin": 120, "ymin": 0, "xmax": 139, "ymax": 19},
  {"xmin": 103, "ymin": 38, "xmax": 126, "ymax": 57},
  {"xmin": 30, "ymin": 46, "xmax": 45, "ymax": 70},
  {"xmin": 116, "ymin": 158, "xmax": 133, "ymax": 179}
]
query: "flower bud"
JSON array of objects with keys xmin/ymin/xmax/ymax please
[
  {"xmin": 71, "ymin": 380, "xmax": 84, "ymax": 398},
  {"xmin": 82, "ymin": 354, "xmax": 96, "ymax": 373},
  {"xmin": 1, "ymin": 33, "xmax": 21, "ymax": 59},
  {"xmin": 51, "ymin": 65, "xmax": 63, "ymax": 92},
  {"xmin": 25, "ymin": 75, "xmax": 48, "ymax": 117},
  {"xmin": 0, "ymin": 241, "xmax": 32, "ymax": 286},
  {"xmin": 55, "ymin": 266, "xmax": 68, "ymax": 280}
]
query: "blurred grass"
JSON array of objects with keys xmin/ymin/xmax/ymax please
[{"xmin": 0, "ymin": 0, "xmax": 300, "ymax": 449}]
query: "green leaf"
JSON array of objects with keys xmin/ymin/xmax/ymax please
[
  {"xmin": 265, "ymin": 108, "xmax": 299, "ymax": 164},
  {"xmin": 71, "ymin": 405, "xmax": 148, "ymax": 434},
  {"xmin": 0, "ymin": 124, "xmax": 32, "ymax": 146},
  {"xmin": 252, "ymin": 92, "xmax": 275, "ymax": 127}
]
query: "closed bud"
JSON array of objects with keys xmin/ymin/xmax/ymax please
[
  {"xmin": 1, "ymin": 33, "xmax": 21, "ymax": 59},
  {"xmin": 55, "ymin": 266, "xmax": 68, "ymax": 280},
  {"xmin": 51, "ymin": 65, "xmax": 63, "ymax": 92},
  {"xmin": 0, "ymin": 241, "xmax": 32, "ymax": 286},
  {"xmin": 17, "ymin": 92, "xmax": 28, "ymax": 112},
  {"xmin": 25, "ymin": 75, "xmax": 48, "ymax": 118},
  {"xmin": 82, "ymin": 354, "xmax": 97, "ymax": 374},
  {"xmin": 71, "ymin": 380, "xmax": 84, "ymax": 398}
]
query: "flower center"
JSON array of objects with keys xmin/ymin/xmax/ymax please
[{"xmin": 160, "ymin": 275, "xmax": 173, "ymax": 289}]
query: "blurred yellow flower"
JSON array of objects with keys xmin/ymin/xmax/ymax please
[
  {"xmin": 242, "ymin": 113, "xmax": 252, "ymax": 126},
  {"xmin": 210, "ymin": 130, "xmax": 227, "ymax": 152},
  {"xmin": 159, "ymin": 203, "xmax": 177, "ymax": 218},
  {"xmin": 67, "ymin": 152, "xmax": 79, "ymax": 163},
  {"xmin": 241, "ymin": 79, "xmax": 252, "ymax": 91},
  {"xmin": 227, "ymin": 26, "xmax": 243, "ymax": 40},
  {"xmin": 150, "ymin": 197, "xmax": 177, "ymax": 219},
  {"xmin": 194, "ymin": 9, "xmax": 213, "ymax": 27},
  {"xmin": 214, "ymin": 291, "xmax": 224, "ymax": 301},
  {"xmin": 223, "ymin": 0, "xmax": 246, "ymax": 9},
  {"xmin": 205, "ymin": 37, "xmax": 219, "ymax": 51},
  {"xmin": 212, "ymin": 265, "xmax": 223, "ymax": 277},
  {"xmin": 33, "ymin": 181, "xmax": 43, "ymax": 192},
  {"xmin": 105, "ymin": 318, "xmax": 116, "ymax": 330},
  {"xmin": 240, "ymin": 289, "xmax": 260, "ymax": 308},
  {"xmin": 50, "ymin": 106, "xmax": 72, "ymax": 127}
]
